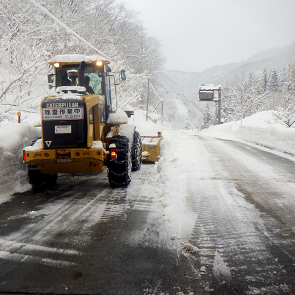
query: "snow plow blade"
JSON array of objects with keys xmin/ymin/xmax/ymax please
[{"xmin": 141, "ymin": 132, "xmax": 162, "ymax": 163}]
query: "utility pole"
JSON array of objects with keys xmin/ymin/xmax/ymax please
[
  {"xmin": 146, "ymin": 79, "xmax": 150, "ymax": 121},
  {"xmin": 161, "ymin": 101, "xmax": 164, "ymax": 124},
  {"xmin": 217, "ymin": 88, "xmax": 221, "ymax": 124}
]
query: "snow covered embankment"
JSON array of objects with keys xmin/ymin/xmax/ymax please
[
  {"xmin": 201, "ymin": 111, "xmax": 295, "ymax": 157},
  {"xmin": 0, "ymin": 124, "xmax": 41, "ymax": 200}
]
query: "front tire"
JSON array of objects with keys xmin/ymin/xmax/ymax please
[{"xmin": 131, "ymin": 131, "xmax": 142, "ymax": 171}]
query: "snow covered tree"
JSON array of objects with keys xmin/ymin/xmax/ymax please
[
  {"xmin": 269, "ymin": 70, "xmax": 279, "ymax": 92},
  {"xmin": 260, "ymin": 68, "xmax": 268, "ymax": 93},
  {"xmin": 285, "ymin": 59, "xmax": 295, "ymax": 93},
  {"xmin": 221, "ymin": 59, "xmax": 295, "ymax": 125},
  {"xmin": 0, "ymin": 0, "xmax": 53, "ymax": 104},
  {"xmin": 184, "ymin": 119, "xmax": 191, "ymax": 130},
  {"xmin": 202, "ymin": 104, "xmax": 213, "ymax": 128},
  {"xmin": 0, "ymin": 0, "xmax": 164, "ymax": 111}
]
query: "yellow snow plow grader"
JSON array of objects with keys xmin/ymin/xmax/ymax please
[
  {"xmin": 23, "ymin": 54, "xmax": 143, "ymax": 188},
  {"xmin": 141, "ymin": 132, "xmax": 162, "ymax": 163}
]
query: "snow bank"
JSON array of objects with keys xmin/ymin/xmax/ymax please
[
  {"xmin": 201, "ymin": 111, "xmax": 295, "ymax": 156},
  {"xmin": 0, "ymin": 123, "xmax": 41, "ymax": 201},
  {"xmin": 154, "ymin": 130, "xmax": 197, "ymax": 241},
  {"xmin": 131, "ymin": 110, "xmax": 165, "ymax": 136},
  {"xmin": 0, "ymin": 106, "xmax": 41, "ymax": 127}
]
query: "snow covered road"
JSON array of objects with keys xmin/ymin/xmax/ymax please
[{"xmin": 0, "ymin": 132, "xmax": 295, "ymax": 294}]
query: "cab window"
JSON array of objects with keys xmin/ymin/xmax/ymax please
[{"xmin": 56, "ymin": 65, "xmax": 103, "ymax": 95}]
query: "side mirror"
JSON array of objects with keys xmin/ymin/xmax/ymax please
[
  {"xmin": 124, "ymin": 110, "xmax": 134, "ymax": 118},
  {"xmin": 120, "ymin": 70, "xmax": 126, "ymax": 81},
  {"xmin": 48, "ymin": 74, "xmax": 55, "ymax": 89}
]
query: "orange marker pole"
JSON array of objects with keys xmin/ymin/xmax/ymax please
[{"xmin": 17, "ymin": 112, "xmax": 21, "ymax": 123}]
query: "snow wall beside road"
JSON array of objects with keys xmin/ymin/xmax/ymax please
[
  {"xmin": 202, "ymin": 111, "xmax": 295, "ymax": 157},
  {"xmin": 0, "ymin": 123, "xmax": 41, "ymax": 200}
]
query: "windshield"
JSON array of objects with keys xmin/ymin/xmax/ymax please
[{"xmin": 56, "ymin": 64, "xmax": 103, "ymax": 95}]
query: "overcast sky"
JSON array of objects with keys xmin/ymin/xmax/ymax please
[{"xmin": 118, "ymin": 0, "xmax": 295, "ymax": 72}]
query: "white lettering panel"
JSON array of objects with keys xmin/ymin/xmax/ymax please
[
  {"xmin": 42, "ymin": 107, "xmax": 84, "ymax": 121},
  {"xmin": 55, "ymin": 125, "xmax": 72, "ymax": 134}
]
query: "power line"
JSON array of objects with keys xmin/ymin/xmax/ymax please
[{"xmin": 27, "ymin": 0, "xmax": 111, "ymax": 60}]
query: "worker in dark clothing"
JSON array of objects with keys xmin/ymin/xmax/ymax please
[
  {"xmin": 61, "ymin": 73, "xmax": 71, "ymax": 86},
  {"xmin": 78, "ymin": 61, "xmax": 94, "ymax": 94},
  {"xmin": 85, "ymin": 76, "xmax": 94, "ymax": 94}
]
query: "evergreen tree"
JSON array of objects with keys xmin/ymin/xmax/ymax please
[
  {"xmin": 202, "ymin": 104, "xmax": 212, "ymax": 129},
  {"xmin": 286, "ymin": 59, "xmax": 295, "ymax": 92},
  {"xmin": 260, "ymin": 68, "xmax": 268, "ymax": 93},
  {"xmin": 184, "ymin": 119, "xmax": 191, "ymax": 130},
  {"xmin": 221, "ymin": 59, "xmax": 295, "ymax": 124},
  {"xmin": 269, "ymin": 70, "xmax": 279, "ymax": 92}
]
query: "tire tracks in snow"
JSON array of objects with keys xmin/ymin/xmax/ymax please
[
  {"xmin": 0, "ymin": 168, "xmax": 165, "ymax": 284},
  {"xmin": 0, "ymin": 174, "xmax": 116, "ymax": 271},
  {"xmin": 187, "ymin": 135, "xmax": 295, "ymax": 294}
]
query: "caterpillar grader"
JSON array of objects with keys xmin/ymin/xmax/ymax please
[{"xmin": 23, "ymin": 54, "xmax": 143, "ymax": 188}]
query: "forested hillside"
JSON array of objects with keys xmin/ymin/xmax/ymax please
[
  {"xmin": 161, "ymin": 44, "xmax": 295, "ymax": 128},
  {"xmin": 0, "ymin": 0, "xmax": 165, "ymax": 121},
  {"xmin": 221, "ymin": 59, "xmax": 295, "ymax": 124}
]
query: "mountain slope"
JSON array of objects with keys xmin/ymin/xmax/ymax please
[
  {"xmin": 155, "ymin": 43, "xmax": 295, "ymax": 128},
  {"xmin": 161, "ymin": 43, "xmax": 295, "ymax": 98}
]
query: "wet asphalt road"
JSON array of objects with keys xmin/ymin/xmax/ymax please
[{"xmin": 0, "ymin": 134, "xmax": 295, "ymax": 294}]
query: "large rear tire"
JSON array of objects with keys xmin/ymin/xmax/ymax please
[
  {"xmin": 108, "ymin": 135, "xmax": 131, "ymax": 187},
  {"xmin": 28, "ymin": 166, "xmax": 58, "ymax": 188},
  {"xmin": 131, "ymin": 131, "xmax": 142, "ymax": 171}
]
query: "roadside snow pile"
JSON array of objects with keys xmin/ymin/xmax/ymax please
[
  {"xmin": 201, "ymin": 111, "xmax": 295, "ymax": 156},
  {"xmin": 132, "ymin": 110, "xmax": 165, "ymax": 136},
  {"xmin": 155, "ymin": 130, "xmax": 197, "ymax": 241},
  {"xmin": 0, "ymin": 123, "xmax": 41, "ymax": 201},
  {"xmin": 0, "ymin": 107, "xmax": 41, "ymax": 127}
]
